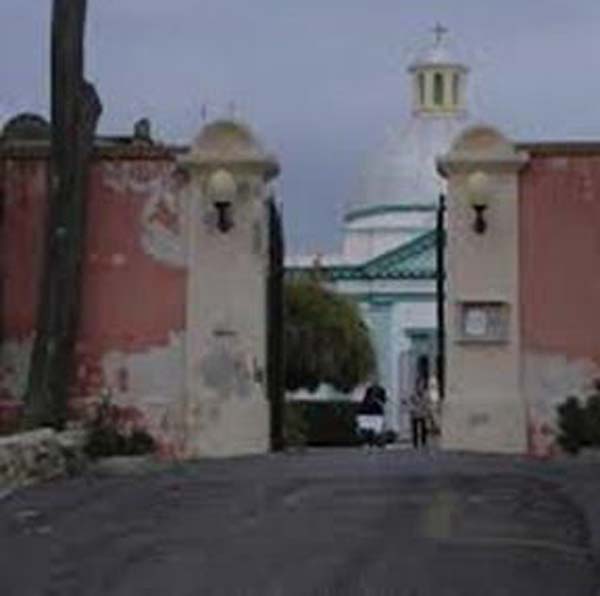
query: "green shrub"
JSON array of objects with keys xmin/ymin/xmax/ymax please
[
  {"xmin": 284, "ymin": 280, "xmax": 375, "ymax": 393},
  {"xmin": 85, "ymin": 425, "xmax": 127, "ymax": 459},
  {"xmin": 556, "ymin": 384, "xmax": 600, "ymax": 455},
  {"xmin": 83, "ymin": 394, "xmax": 156, "ymax": 459},
  {"xmin": 84, "ymin": 425, "xmax": 156, "ymax": 459},
  {"xmin": 585, "ymin": 392, "xmax": 600, "ymax": 445},
  {"xmin": 283, "ymin": 402, "xmax": 309, "ymax": 448},
  {"xmin": 288, "ymin": 400, "xmax": 362, "ymax": 447},
  {"xmin": 557, "ymin": 395, "xmax": 589, "ymax": 454}
]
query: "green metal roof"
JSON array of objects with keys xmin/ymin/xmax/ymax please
[
  {"xmin": 344, "ymin": 203, "xmax": 437, "ymax": 223},
  {"xmin": 287, "ymin": 230, "xmax": 438, "ymax": 281}
]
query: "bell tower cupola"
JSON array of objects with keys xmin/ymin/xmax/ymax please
[{"xmin": 409, "ymin": 24, "xmax": 469, "ymax": 115}]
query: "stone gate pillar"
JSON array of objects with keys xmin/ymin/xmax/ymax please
[
  {"xmin": 179, "ymin": 120, "xmax": 279, "ymax": 457},
  {"xmin": 438, "ymin": 126, "xmax": 529, "ymax": 453}
]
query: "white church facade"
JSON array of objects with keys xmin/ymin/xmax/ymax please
[{"xmin": 286, "ymin": 31, "xmax": 473, "ymax": 436}]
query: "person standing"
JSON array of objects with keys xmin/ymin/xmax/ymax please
[
  {"xmin": 357, "ymin": 382, "xmax": 387, "ymax": 447},
  {"xmin": 409, "ymin": 384, "xmax": 431, "ymax": 449}
]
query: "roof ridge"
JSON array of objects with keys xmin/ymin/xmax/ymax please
[
  {"xmin": 285, "ymin": 230, "xmax": 437, "ymax": 281},
  {"xmin": 363, "ymin": 229, "xmax": 437, "ymax": 272}
]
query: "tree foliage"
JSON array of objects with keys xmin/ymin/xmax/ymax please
[{"xmin": 284, "ymin": 279, "xmax": 375, "ymax": 393}]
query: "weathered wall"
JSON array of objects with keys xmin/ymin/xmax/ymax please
[
  {"xmin": 520, "ymin": 151, "xmax": 600, "ymax": 453},
  {"xmin": 0, "ymin": 151, "xmax": 187, "ymax": 456},
  {"xmin": 0, "ymin": 158, "xmax": 48, "ymax": 426},
  {"xmin": 73, "ymin": 157, "xmax": 187, "ymax": 456},
  {"xmin": 184, "ymin": 169, "xmax": 270, "ymax": 457},
  {"xmin": 1, "ymin": 119, "xmax": 278, "ymax": 459}
]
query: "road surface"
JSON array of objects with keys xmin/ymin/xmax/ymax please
[{"xmin": 1, "ymin": 449, "xmax": 599, "ymax": 595}]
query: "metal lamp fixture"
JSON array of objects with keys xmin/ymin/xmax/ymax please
[
  {"xmin": 207, "ymin": 168, "xmax": 237, "ymax": 233},
  {"xmin": 466, "ymin": 170, "xmax": 491, "ymax": 234}
]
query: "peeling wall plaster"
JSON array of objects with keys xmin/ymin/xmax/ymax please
[
  {"xmin": 520, "ymin": 154, "xmax": 600, "ymax": 456},
  {"xmin": 524, "ymin": 352, "xmax": 600, "ymax": 423},
  {"xmin": 198, "ymin": 341, "xmax": 254, "ymax": 401},
  {"xmin": 0, "ymin": 146, "xmax": 271, "ymax": 458},
  {"xmin": 102, "ymin": 331, "xmax": 185, "ymax": 402},
  {"xmin": 103, "ymin": 161, "xmax": 187, "ymax": 268},
  {"xmin": 0, "ymin": 337, "xmax": 34, "ymax": 401},
  {"xmin": 0, "ymin": 154, "xmax": 190, "ymax": 455},
  {"xmin": 100, "ymin": 331, "xmax": 186, "ymax": 456}
]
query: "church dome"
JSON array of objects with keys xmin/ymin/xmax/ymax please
[
  {"xmin": 348, "ymin": 29, "xmax": 471, "ymax": 216},
  {"xmin": 353, "ymin": 112, "xmax": 470, "ymax": 212}
]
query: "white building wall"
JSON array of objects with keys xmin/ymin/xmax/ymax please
[
  {"xmin": 390, "ymin": 299, "xmax": 437, "ymax": 435},
  {"xmin": 342, "ymin": 210, "xmax": 436, "ymax": 262}
]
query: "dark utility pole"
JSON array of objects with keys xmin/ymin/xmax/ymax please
[
  {"xmin": 25, "ymin": 0, "xmax": 102, "ymax": 427},
  {"xmin": 436, "ymin": 192, "xmax": 446, "ymax": 401}
]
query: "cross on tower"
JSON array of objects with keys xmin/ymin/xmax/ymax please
[{"xmin": 432, "ymin": 23, "xmax": 448, "ymax": 44}]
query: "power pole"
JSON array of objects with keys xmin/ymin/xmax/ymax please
[{"xmin": 25, "ymin": 0, "xmax": 102, "ymax": 427}]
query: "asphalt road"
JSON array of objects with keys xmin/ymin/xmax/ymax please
[{"xmin": 1, "ymin": 449, "xmax": 599, "ymax": 596}]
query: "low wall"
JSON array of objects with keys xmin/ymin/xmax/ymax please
[{"xmin": 0, "ymin": 428, "xmax": 86, "ymax": 489}]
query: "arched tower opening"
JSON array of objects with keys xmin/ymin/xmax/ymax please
[{"xmin": 409, "ymin": 25, "xmax": 469, "ymax": 115}]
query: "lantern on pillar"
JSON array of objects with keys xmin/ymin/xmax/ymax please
[
  {"xmin": 465, "ymin": 170, "xmax": 491, "ymax": 234},
  {"xmin": 207, "ymin": 168, "xmax": 237, "ymax": 233}
]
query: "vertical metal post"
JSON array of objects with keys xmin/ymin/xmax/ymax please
[
  {"xmin": 267, "ymin": 196, "xmax": 285, "ymax": 451},
  {"xmin": 436, "ymin": 193, "xmax": 446, "ymax": 400}
]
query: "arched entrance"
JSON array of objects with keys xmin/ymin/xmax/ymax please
[{"xmin": 397, "ymin": 329, "xmax": 438, "ymax": 439}]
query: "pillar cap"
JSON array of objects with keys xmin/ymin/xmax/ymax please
[
  {"xmin": 437, "ymin": 124, "xmax": 529, "ymax": 176},
  {"xmin": 179, "ymin": 119, "xmax": 279, "ymax": 180}
]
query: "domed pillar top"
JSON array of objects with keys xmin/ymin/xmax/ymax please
[{"xmin": 179, "ymin": 118, "xmax": 279, "ymax": 181}]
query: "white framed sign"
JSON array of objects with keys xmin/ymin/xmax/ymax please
[
  {"xmin": 459, "ymin": 302, "xmax": 509, "ymax": 343},
  {"xmin": 464, "ymin": 307, "xmax": 488, "ymax": 337}
]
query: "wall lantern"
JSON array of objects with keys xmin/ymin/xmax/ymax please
[
  {"xmin": 466, "ymin": 170, "xmax": 491, "ymax": 234},
  {"xmin": 214, "ymin": 201, "xmax": 234, "ymax": 233},
  {"xmin": 207, "ymin": 168, "xmax": 237, "ymax": 233}
]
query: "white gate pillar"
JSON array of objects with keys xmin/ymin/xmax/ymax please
[
  {"xmin": 438, "ymin": 125, "xmax": 529, "ymax": 453},
  {"xmin": 179, "ymin": 120, "xmax": 279, "ymax": 457}
]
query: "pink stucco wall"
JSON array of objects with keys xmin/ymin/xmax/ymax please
[
  {"xmin": 0, "ymin": 159, "xmax": 48, "ymax": 430},
  {"xmin": 1, "ymin": 159, "xmax": 48, "ymax": 342},
  {"xmin": 520, "ymin": 151, "xmax": 600, "ymax": 362},
  {"xmin": 519, "ymin": 149, "xmax": 600, "ymax": 455},
  {"xmin": 0, "ymin": 148, "xmax": 187, "ymax": 453},
  {"xmin": 73, "ymin": 158, "xmax": 186, "ymax": 398}
]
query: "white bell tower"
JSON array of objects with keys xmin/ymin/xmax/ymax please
[{"xmin": 409, "ymin": 25, "xmax": 469, "ymax": 116}]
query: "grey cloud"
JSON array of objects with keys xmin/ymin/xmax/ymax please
[{"xmin": 3, "ymin": 1, "xmax": 600, "ymax": 252}]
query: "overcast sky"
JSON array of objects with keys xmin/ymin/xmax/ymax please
[{"xmin": 2, "ymin": 1, "xmax": 600, "ymax": 253}]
